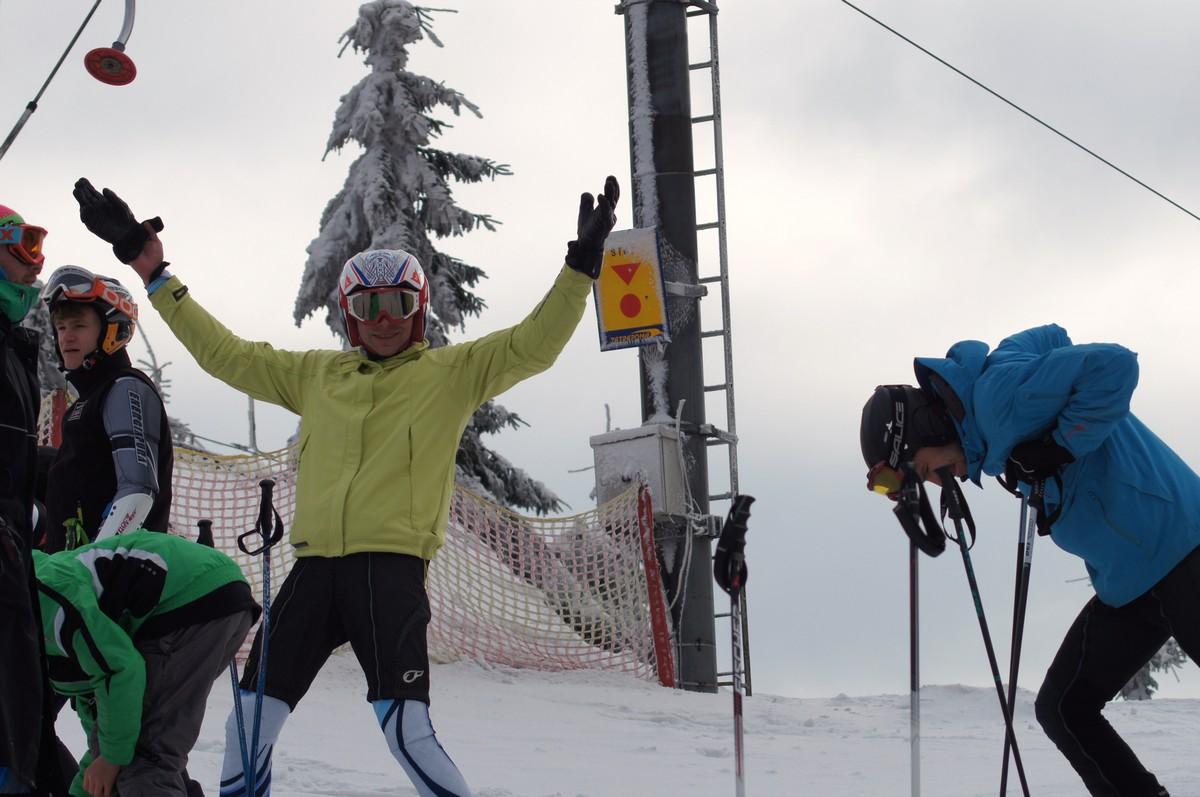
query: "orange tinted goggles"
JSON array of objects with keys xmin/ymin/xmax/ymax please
[{"xmin": 0, "ymin": 224, "xmax": 47, "ymax": 266}]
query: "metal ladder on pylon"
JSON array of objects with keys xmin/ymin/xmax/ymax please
[{"xmin": 684, "ymin": 0, "xmax": 750, "ymax": 696}]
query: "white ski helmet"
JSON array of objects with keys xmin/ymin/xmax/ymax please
[
  {"xmin": 43, "ymin": 265, "xmax": 139, "ymax": 368},
  {"xmin": 337, "ymin": 249, "xmax": 429, "ymax": 350}
]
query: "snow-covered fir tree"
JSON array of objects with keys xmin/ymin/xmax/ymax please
[
  {"xmin": 1121, "ymin": 638, "xmax": 1189, "ymax": 700},
  {"xmin": 294, "ymin": 0, "xmax": 561, "ymax": 513},
  {"xmin": 23, "ymin": 289, "xmax": 66, "ymax": 399}
]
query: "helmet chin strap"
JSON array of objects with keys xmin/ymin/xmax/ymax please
[
  {"xmin": 80, "ymin": 348, "xmax": 104, "ymax": 370},
  {"xmin": 56, "ymin": 345, "xmax": 105, "ymax": 372}
]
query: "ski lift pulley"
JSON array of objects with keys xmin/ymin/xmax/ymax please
[{"xmin": 84, "ymin": 0, "xmax": 137, "ymax": 85}]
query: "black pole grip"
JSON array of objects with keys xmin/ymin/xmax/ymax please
[
  {"xmin": 257, "ymin": 479, "xmax": 276, "ymax": 540},
  {"xmin": 196, "ymin": 519, "xmax": 214, "ymax": 548},
  {"xmin": 714, "ymin": 494, "xmax": 755, "ymax": 596},
  {"xmin": 238, "ymin": 478, "xmax": 284, "ymax": 555}
]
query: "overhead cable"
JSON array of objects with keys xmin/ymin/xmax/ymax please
[{"xmin": 841, "ymin": 0, "xmax": 1200, "ymax": 224}]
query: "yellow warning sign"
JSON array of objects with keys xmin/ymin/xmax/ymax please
[{"xmin": 593, "ymin": 228, "xmax": 670, "ymax": 351}]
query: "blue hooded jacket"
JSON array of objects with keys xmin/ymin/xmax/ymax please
[{"xmin": 914, "ymin": 324, "xmax": 1200, "ymax": 607}]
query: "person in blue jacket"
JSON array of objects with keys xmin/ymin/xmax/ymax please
[{"xmin": 861, "ymin": 324, "xmax": 1200, "ymax": 797}]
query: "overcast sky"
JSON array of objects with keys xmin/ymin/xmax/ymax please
[{"xmin": 5, "ymin": 1, "xmax": 1200, "ymax": 701}]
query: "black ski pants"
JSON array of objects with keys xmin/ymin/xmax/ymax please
[
  {"xmin": 1035, "ymin": 545, "xmax": 1200, "ymax": 797},
  {"xmin": 239, "ymin": 552, "xmax": 432, "ymax": 709}
]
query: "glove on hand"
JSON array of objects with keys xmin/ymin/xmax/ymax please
[
  {"xmin": 1006, "ymin": 433, "xmax": 1075, "ymax": 484},
  {"xmin": 714, "ymin": 494, "xmax": 755, "ymax": 596},
  {"xmin": 564, "ymin": 175, "xmax": 619, "ymax": 279},
  {"xmin": 73, "ymin": 178, "xmax": 164, "ymax": 263}
]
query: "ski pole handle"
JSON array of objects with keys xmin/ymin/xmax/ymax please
[
  {"xmin": 715, "ymin": 494, "xmax": 755, "ymax": 596},
  {"xmin": 196, "ymin": 519, "xmax": 214, "ymax": 548},
  {"xmin": 257, "ymin": 478, "xmax": 279, "ymax": 542},
  {"xmin": 238, "ymin": 479, "xmax": 284, "ymax": 555}
]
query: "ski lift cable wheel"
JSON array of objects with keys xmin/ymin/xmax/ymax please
[
  {"xmin": 0, "ymin": 0, "xmax": 138, "ymax": 163},
  {"xmin": 85, "ymin": 0, "xmax": 138, "ymax": 86}
]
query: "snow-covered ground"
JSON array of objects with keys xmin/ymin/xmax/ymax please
[{"xmin": 57, "ymin": 651, "xmax": 1200, "ymax": 796}]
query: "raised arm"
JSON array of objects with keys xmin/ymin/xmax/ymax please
[
  {"xmin": 72, "ymin": 178, "xmax": 317, "ymax": 413},
  {"xmin": 458, "ymin": 176, "xmax": 619, "ymax": 404}
]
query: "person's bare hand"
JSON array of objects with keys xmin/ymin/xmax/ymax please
[{"xmin": 83, "ymin": 755, "xmax": 121, "ymax": 797}]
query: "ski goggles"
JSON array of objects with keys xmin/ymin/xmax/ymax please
[
  {"xmin": 43, "ymin": 267, "xmax": 138, "ymax": 319},
  {"xmin": 0, "ymin": 224, "xmax": 47, "ymax": 266},
  {"xmin": 345, "ymin": 288, "xmax": 421, "ymax": 323},
  {"xmin": 44, "ymin": 267, "xmax": 108, "ymax": 305},
  {"xmin": 867, "ymin": 460, "xmax": 905, "ymax": 500}
]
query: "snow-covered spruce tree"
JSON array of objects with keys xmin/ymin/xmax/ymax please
[
  {"xmin": 294, "ymin": 0, "xmax": 561, "ymax": 513},
  {"xmin": 23, "ymin": 291, "xmax": 67, "ymax": 398},
  {"xmin": 1121, "ymin": 638, "xmax": 1189, "ymax": 700}
]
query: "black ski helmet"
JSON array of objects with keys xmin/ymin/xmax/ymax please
[{"xmin": 860, "ymin": 384, "xmax": 958, "ymax": 469}]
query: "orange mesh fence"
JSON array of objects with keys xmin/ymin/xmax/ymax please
[{"xmin": 38, "ymin": 391, "xmax": 675, "ymax": 685}]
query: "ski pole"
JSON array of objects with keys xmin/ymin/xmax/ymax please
[
  {"xmin": 235, "ymin": 479, "xmax": 285, "ymax": 797},
  {"xmin": 195, "ymin": 519, "xmax": 257, "ymax": 794},
  {"xmin": 1001, "ymin": 482, "xmax": 1040, "ymax": 795},
  {"xmin": 875, "ymin": 464, "xmax": 950, "ymax": 795},
  {"xmin": 197, "ymin": 518, "xmax": 257, "ymax": 793},
  {"xmin": 910, "ymin": 537, "xmax": 921, "ymax": 797},
  {"xmin": 1, "ymin": 0, "xmax": 140, "ymax": 163},
  {"xmin": 1, "ymin": 1, "xmax": 100, "ymax": 163},
  {"xmin": 937, "ymin": 468, "xmax": 1031, "ymax": 797},
  {"xmin": 714, "ymin": 495, "xmax": 755, "ymax": 797}
]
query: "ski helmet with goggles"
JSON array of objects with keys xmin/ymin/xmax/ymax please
[
  {"xmin": 0, "ymin": 204, "xmax": 48, "ymax": 267},
  {"xmin": 860, "ymin": 384, "xmax": 957, "ymax": 498},
  {"xmin": 43, "ymin": 265, "xmax": 138, "ymax": 368},
  {"xmin": 337, "ymin": 249, "xmax": 429, "ymax": 350}
]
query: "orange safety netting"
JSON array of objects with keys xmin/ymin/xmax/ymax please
[{"xmin": 38, "ymin": 392, "xmax": 675, "ymax": 685}]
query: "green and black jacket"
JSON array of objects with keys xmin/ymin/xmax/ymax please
[{"xmin": 33, "ymin": 530, "xmax": 259, "ymax": 766}]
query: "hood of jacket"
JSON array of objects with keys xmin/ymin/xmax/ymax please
[{"xmin": 913, "ymin": 339, "xmax": 990, "ymax": 484}]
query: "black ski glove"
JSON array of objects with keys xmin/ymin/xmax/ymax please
[
  {"xmin": 1005, "ymin": 433, "xmax": 1075, "ymax": 484},
  {"xmin": 73, "ymin": 178, "xmax": 164, "ymax": 263},
  {"xmin": 714, "ymin": 494, "xmax": 755, "ymax": 596},
  {"xmin": 564, "ymin": 175, "xmax": 619, "ymax": 279}
]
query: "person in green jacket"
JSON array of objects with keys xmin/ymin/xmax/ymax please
[
  {"xmin": 71, "ymin": 176, "xmax": 619, "ymax": 797},
  {"xmin": 34, "ymin": 530, "xmax": 259, "ymax": 797}
]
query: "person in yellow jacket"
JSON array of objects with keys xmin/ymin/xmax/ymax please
[{"xmin": 71, "ymin": 176, "xmax": 618, "ymax": 797}]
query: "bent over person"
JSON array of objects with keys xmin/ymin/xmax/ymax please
[
  {"xmin": 861, "ymin": 324, "xmax": 1200, "ymax": 797},
  {"xmin": 34, "ymin": 530, "xmax": 259, "ymax": 797},
  {"xmin": 73, "ymin": 175, "xmax": 619, "ymax": 797}
]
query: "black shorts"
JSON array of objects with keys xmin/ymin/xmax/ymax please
[{"xmin": 239, "ymin": 552, "xmax": 431, "ymax": 709}]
